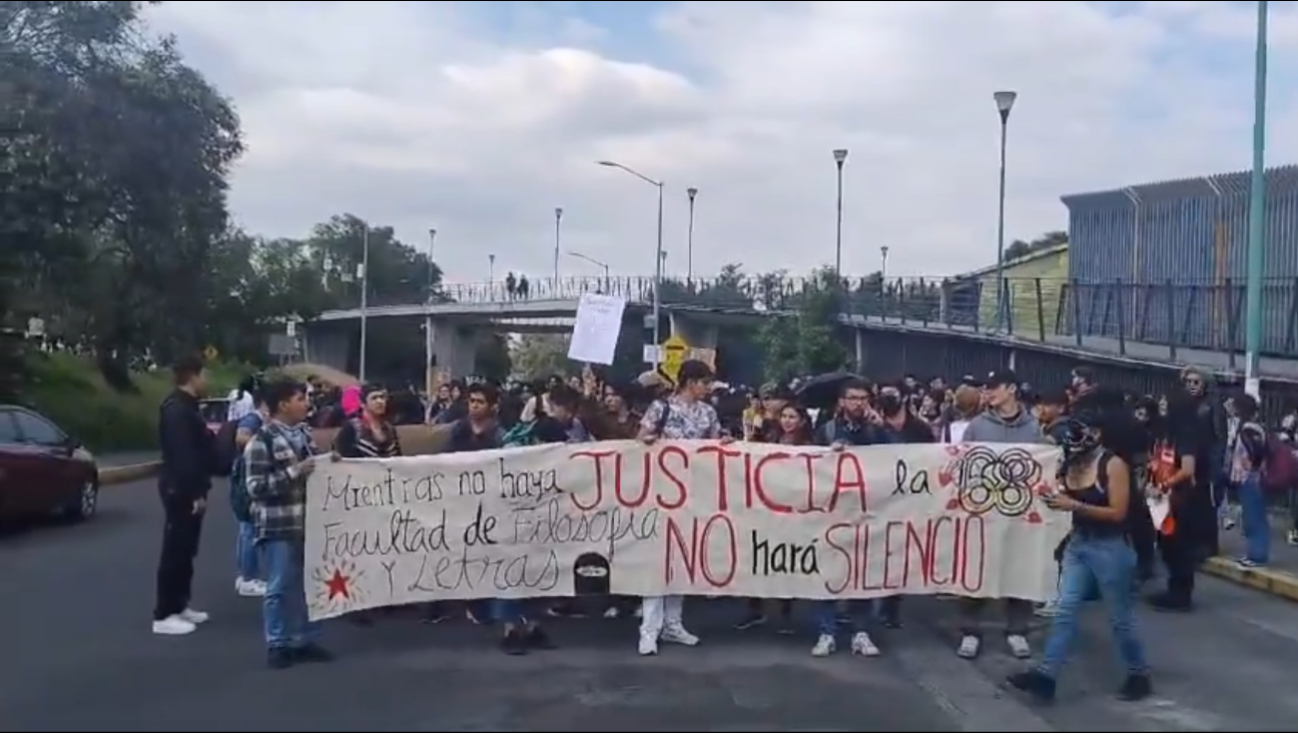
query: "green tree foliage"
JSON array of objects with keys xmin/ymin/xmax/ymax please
[
  {"xmin": 756, "ymin": 267, "xmax": 849, "ymax": 381},
  {"xmin": 510, "ymin": 334, "xmax": 572, "ymax": 379},
  {"xmin": 1004, "ymin": 230, "xmax": 1067, "ymax": 261}
]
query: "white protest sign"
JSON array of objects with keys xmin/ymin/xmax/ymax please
[
  {"xmin": 305, "ymin": 441, "xmax": 1065, "ymax": 620},
  {"xmin": 567, "ymin": 293, "xmax": 626, "ymax": 365}
]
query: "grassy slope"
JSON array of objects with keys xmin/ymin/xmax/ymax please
[{"xmin": 21, "ymin": 352, "xmax": 243, "ymax": 452}]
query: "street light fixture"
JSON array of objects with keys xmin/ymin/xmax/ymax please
[
  {"xmin": 597, "ymin": 159, "xmax": 665, "ymax": 367},
  {"xmin": 553, "ymin": 207, "xmax": 563, "ymax": 287},
  {"xmin": 992, "ymin": 90, "xmax": 1017, "ymax": 333},
  {"xmin": 832, "ymin": 149, "xmax": 848, "ymax": 276},
  {"xmin": 686, "ymin": 187, "xmax": 698, "ymax": 282},
  {"xmin": 568, "ymin": 249, "xmax": 611, "ymax": 286},
  {"xmin": 1244, "ymin": 0, "xmax": 1269, "ymax": 398}
]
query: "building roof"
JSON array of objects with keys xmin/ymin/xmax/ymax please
[{"xmin": 952, "ymin": 243, "xmax": 1068, "ymax": 280}]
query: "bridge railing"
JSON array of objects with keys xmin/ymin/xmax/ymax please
[{"xmin": 327, "ymin": 273, "xmax": 1298, "ymax": 364}]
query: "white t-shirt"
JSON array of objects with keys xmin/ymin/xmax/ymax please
[
  {"xmin": 226, "ymin": 389, "xmax": 256, "ymax": 422},
  {"xmin": 945, "ymin": 419, "xmax": 970, "ymax": 444}
]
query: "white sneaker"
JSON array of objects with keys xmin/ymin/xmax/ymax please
[
  {"xmin": 957, "ymin": 634, "xmax": 981, "ymax": 659},
  {"xmin": 850, "ymin": 631, "xmax": 880, "ymax": 657},
  {"xmin": 1034, "ymin": 599, "xmax": 1061, "ymax": 618},
  {"xmin": 236, "ymin": 578, "xmax": 265, "ymax": 597},
  {"xmin": 178, "ymin": 608, "xmax": 209, "ymax": 625},
  {"xmin": 638, "ymin": 633, "xmax": 659, "ymax": 656},
  {"xmin": 811, "ymin": 633, "xmax": 837, "ymax": 657},
  {"xmin": 152, "ymin": 615, "xmax": 197, "ymax": 636},
  {"xmin": 660, "ymin": 622, "xmax": 699, "ymax": 646},
  {"xmin": 603, "ymin": 606, "xmax": 620, "ymax": 619},
  {"xmin": 1006, "ymin": 633, "xmax": 1031, "ymax": 659},
  {"xmin": 633, "ymin": 606, "xmax": 642, "ymax": 619}
]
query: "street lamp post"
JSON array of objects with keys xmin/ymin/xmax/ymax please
[
  {"xmin": 426, "ymin": 228, "xmax": 437, "ymax": 301},
  {"xmin": 358, "ymin": 223, "xmax": 371, "ymax": 381},
  {"xmin": 880, "ymin": 245, "xmax": 890, "ymax": 281},
  {"xmin": 1244, "ymin": 0, "xmax": 1269, "ymax": 399},
  {"xmin": 597, "ymin": 160, "xmax": 665, "ymax": 367},
  {"xmin": 567, "ymin": 250, "xmax": 611, "ymax": 289},
  {"xmin": 686, "ymin": 187, "xmax": 698, "ymax": 282},
  {"xmin": 833, "ymin": 149, "xmax": 848, "ymax": 276},
  {"xmin": 553, "ymin": 207, "xmax": 563, "ymax": 289},
  {"xmin": 993, "ymin": 90, "xmax": 1018, "ymax": 333},
  {"xmin": 487, "ymin": 253, "xmax": 496, "ymax": 284}
]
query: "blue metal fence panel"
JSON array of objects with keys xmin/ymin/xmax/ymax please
[{"xmin": 1061, "ymin": 165, "xmax": 1298, "ymax": 356}]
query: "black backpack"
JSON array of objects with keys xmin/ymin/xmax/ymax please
[{"xmin": 212, "ymin": 420, "xmax": 240, "ymax": 477}]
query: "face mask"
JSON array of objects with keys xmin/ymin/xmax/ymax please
[
  {"xmin": 878, "ymin": 394, "xmax": 903, "ymax": 416},
  {"xmin": 1061, "ymin": 419, "xmax": 1100, "ymax": 466}
]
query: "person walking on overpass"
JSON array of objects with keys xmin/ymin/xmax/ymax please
[{"xmin": 636, "ymin": 359, "xmax": 732, "ymax": 656}]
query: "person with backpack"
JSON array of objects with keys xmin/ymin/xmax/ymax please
[
  {"xmin": 230, "ymin": 390, "xmax": 269, "ymax": 598},
  {"xmin": 1226, "ymin": 393, "xmax": 1274, "ymax": 567},
  {"xmin": 1007, "ymin": 410, "xmax": 1152, "ymax": 704},
  {"xmin": 636, "ymin": 359, "xmax": 732, "ymax": 656}
]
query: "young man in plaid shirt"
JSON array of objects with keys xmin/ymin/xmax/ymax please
[{"xmin": 243, "ymin": 377, "xmax": 333, "ymax": 669}]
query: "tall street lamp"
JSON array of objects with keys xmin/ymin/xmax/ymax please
[
  {"xmin": 880, "ymin": 245, "xmax": 890, "ymax": 281},
  {"xmin": 424, "ymin": 227, "xmax": 436, "ymax": 392},
  {"xmin": 568, "ymin": 249, "xmax": 611, "ymax": 288},
  {"xmin": 358, "ymin": 222, "xmax": 371, "ymax": 381},
  {"xmin": 833, "ymin": 149, "xmax": 848, "ymax": 276},
  {"xmin": 598, "ymin": 159, "xmax": 664, "ymax": 366},
  {"xmin": 553, "ymin": 207, "xmax": 563, "ymax": 287},
  {"xmin": 686, "ymin": 187, "xmax": 698, "ymax": 282},
  {"xmin": 993, "ymin": 89, "xmax": 1017, "ymax": 333},
  {"xmin": 1244, "ymin": 0, "xmax": 1269, "ymax": 399},
  {"xmin": 426, "ymin": 228, "xmax": 437, "ymax": 301},
  {"xmin": 488, "ymin": 253, "xmax": 496, "ymax": 284}
]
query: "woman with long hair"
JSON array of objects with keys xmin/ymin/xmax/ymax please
[{"xmin": 1008, "ymin": 410, "xmax": 1152, "ymax": 702}]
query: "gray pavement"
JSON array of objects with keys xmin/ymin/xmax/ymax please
[{"xmin": 3, "ymin": 483, "xmax": 1298, "ymax": 731}]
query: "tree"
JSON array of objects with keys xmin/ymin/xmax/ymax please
[
  {"xmin": 510, "ymin": 334, "xmax": 572, "ymax": 379},
  {"xmin": 1004, "ymin": 230, "xmax": 1067, "ymax": 261},
  {"xmin": 756, "ymin": 267, "xmax": 849, "ymax": 381}
]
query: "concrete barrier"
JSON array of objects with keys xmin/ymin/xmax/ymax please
[
  {"xmin": 98, "ymin": 424, "xmax": 456, "ymax": 487},
  {"xmin": 1201, "ymin": 557, "xmax": 1298, "ymax": 603}
]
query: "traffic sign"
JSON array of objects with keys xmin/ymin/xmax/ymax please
[
  {"xmin": 660, "ymin": 335, "xmax": 688, "ymax": 385},
  {"xmin": 203, "ymin": 345, "xmax": 219, "ymax": 362}
]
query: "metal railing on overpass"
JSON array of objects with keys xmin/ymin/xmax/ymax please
[{"xmin": 323, "ymin": 274, "xmax": 1298, "ymax": 367}]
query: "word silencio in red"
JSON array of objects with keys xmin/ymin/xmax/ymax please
[{"xmin": 567, "ymin": 442, "xmax": 992, "ymax": 597}]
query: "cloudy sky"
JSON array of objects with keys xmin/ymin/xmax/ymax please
[{"xmin": 148, "ymin": 1, "xmax": 1298, "ymax": 285}]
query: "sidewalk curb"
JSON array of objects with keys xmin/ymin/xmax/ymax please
[
  {"xmin": 1201, "ymin": 556, "xmax": 1298, "ymax": 603},
  {"xmin": 99, "ymin": 462, "xmax": 160, "ymax": 486}
]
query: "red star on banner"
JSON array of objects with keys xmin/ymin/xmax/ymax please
[{"xmin": 324, "ymin": 568, "xmax": 351, "ymax": 600}]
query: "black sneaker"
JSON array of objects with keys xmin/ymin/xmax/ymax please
[
  {"xmin": 1006, "ymin": 669, "xmax": 1057, "ymax": 703},
  {"xmin": 267, "ymin": 648, "xmax": 295, "ymax": 670},
  {"xmin": 1146, "ymin": 591, "xmax": 1192, "ymax": 613},
  {"xmin": 526, "ymin": 625, "xmax": 557, "ymax": 650},
  {"xmin": 734, "ymin": 613, "xmax": 766, "ymax": 630},
  {"xmin": 294, "ymin": 644, "xmax": 335, "ymax": 664},
  {"xmin": 501, "ymin": 629, "xmax": 528, "ymax": 655},
  {"xmin": 1118, "ymin": 673, "xmax": 1152, "ymax": 701}
]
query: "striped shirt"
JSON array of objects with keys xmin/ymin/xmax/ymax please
[{"xmin": 244, "ymin": 419, "xmax": 318, "ymax": 543}]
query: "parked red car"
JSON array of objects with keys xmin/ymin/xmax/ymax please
[{"xmin": 0, "ymin": 405, "xmax": 100, "ymax": 523}]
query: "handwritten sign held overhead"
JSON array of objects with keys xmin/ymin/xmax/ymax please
[
  {"xmin": 304, "ymin": 441, "xmax": 1065, "ymax": 620},
  {"xmin": 567, "ymin": 293, "xmax": 626, "ymax": 365}
]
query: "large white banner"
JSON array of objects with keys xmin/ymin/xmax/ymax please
[{"xmin": 304, "ymin": 440, "xmax": 1065, "ymax": 620}]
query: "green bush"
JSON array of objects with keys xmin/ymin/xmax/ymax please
[{"xmin": 20, "ymin": 352, "xmax": 244, "ymax": 452}]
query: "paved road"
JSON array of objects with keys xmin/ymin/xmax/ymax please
[{"xmin": 4, "ymin": 483, "xmax": 1298, "ymax": 732}]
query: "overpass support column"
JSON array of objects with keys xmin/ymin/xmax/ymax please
[
  {"xmin": 430, "ymin": 319, "xmax": 476, "ymax": 380},
  {"xmin": 854, "ymin": 329, "xmax": 864, "ymax": 372},
  {"xmin": 668, "ymin": 311, "xmax": 718, "ymax": 354}
]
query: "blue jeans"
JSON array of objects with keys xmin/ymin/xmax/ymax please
[
  {"xmin": 260, "ymin": 539, "xmax": 320, "ymax": 650},
  {"xmin": 1238, "ymin": 473, "xmax": 1270, "ymax": 563},
  {"xmin": 1040, "ymin": 534, "xmax": 1147, "ymax": 678},
  {"xmin": 814, "ymin": 599, "xmax": 876, "ymax": 636},
  {"xmin": 492, "ymin": 598, "xmax": 535, "ymax": 625},
  {"xmin": 235, "ymin": 521, "xmax": 259, "ymax": 580}
]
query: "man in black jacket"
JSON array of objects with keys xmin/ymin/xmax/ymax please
[{"xmin": 153, "ymin": 354, "xmax": 217, "ymax": 636}]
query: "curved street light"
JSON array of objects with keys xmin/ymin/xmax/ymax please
[{"xmin": 597, "ymin": 160, "xmax": 664, "ymax": 366}]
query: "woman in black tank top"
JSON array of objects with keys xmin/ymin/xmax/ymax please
[{"xmin": 1007, "ymin": 411, "xmax": 1152, "ymax": 703}]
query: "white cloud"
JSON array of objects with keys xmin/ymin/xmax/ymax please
[{"xmin": 148, "ymin": 0, "xmax": 1298, "ymax": 284}]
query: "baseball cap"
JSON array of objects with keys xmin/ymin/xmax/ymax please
[{"xmin": 985, "ymin": 369, "xmax": 1020, "ymax": 388}]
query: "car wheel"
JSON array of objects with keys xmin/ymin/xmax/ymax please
[{"xmin": 61, "ymin": 478, "xmax": 99, "ymax": 522}]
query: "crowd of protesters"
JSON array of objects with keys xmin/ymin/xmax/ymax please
[{"xmin": 152, "ymin": 352, "xmax": 1296, "ymax": 704}]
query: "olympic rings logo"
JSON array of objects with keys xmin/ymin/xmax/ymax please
[{"xmin": 951, "ymin": 446, "xmax": 1043, "ymax": 518}]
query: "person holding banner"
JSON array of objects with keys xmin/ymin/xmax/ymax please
[
  {"xmin": 243, "ymin": 378, "xmax": 332, "ymax": 669},
  {"xmin": 1008, "ymin": 410, "xmax": 1152, "ymax": 703},
  {"xmin": 812, "ymin": 377, "xmax": 887, "ymax": 657},
  {"xmin": 636, "ymin": 359, "xmax": 731, "ymax": 656}
]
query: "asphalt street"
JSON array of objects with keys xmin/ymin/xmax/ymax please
[{"xmin": 3, "ymin": 480, "xmax": 1298, "ymax": 732}]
